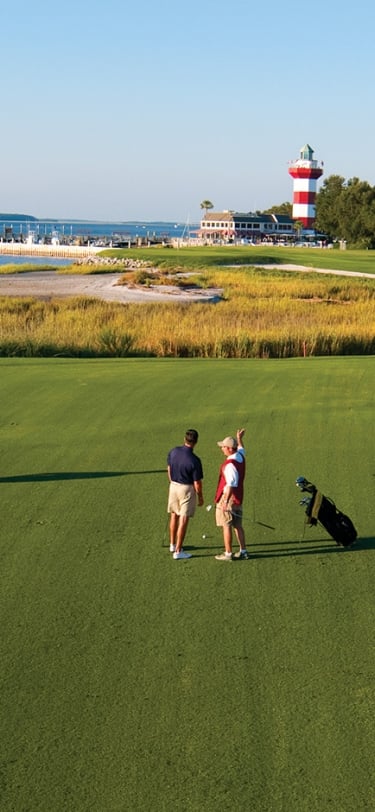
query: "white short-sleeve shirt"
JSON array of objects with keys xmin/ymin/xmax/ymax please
[{"xmin": 223, "ymin": 448, "xmax": 246, "ymax": 487}]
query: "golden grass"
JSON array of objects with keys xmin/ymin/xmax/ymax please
[{"xmin": 0, "ymin": 269, "xmax": 374, "ymax": 357}]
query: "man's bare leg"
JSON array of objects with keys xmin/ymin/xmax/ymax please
[
  {"xmin": 222, "ymin": 524, "xmax": 233, "ymax": 555},
  {"xmin": 169, "ymin": 513, "xmax": 179, "ymax": 547},
  {"xmin": 176, "ymin": 516, "xmax": 189, "ymax": 553},
  {"xmin": 234, "ymin": 526, "xmax": 246, "ymax": 552}
]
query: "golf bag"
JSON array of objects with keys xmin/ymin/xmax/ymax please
[{"xmin": 296, "ymin": 477, "xmax": 357, "ymax": 547}]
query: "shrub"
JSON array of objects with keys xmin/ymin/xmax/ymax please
[{"xmin": 97, "ymin": 329, "xmax": 135, "ymax": 356}]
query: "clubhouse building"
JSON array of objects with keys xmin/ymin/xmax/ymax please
[{"xmin": 199, "ymin": 211, "xmax": 296, "ymax": 244}]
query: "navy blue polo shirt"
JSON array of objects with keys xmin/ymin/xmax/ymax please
[{"xmin": 167, "ymin": 445, "xmax": 203, "ymax": 485}]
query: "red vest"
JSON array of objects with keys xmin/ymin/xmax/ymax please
[{"xmin": 215, "ymin": 454, "xmax": 246, "ymax": 506}]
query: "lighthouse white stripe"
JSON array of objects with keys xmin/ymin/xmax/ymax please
[
  {"xmin": 292, "ymin": 204, "xmax": 316, "ymax": 218},
  {"xmin": 293, "ymin": 178, "xmax": 318, "ymax": 192}
]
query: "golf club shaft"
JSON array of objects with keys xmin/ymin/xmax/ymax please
[{"xmin": 207, "ymin": 503, "xmax": 275, "ymax": 529}]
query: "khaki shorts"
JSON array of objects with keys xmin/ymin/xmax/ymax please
[
  {"xmin": 168, "ymin": 482, "xmax": 197, "ymax": 518},
  {"xmin": 216, "ymin": 498, "xmax": 243, "ymax": 528}
]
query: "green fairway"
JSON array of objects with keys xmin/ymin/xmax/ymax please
[
  {"xmin": 100, "ymin": 244, "xmax": 375, "ymax": 275},
  {"xmin": 0, "ymin": 358, "xmax": 374, "ymax": 811}
]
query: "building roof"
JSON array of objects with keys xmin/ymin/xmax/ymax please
[
  {"xmin": 202, "ymin": 211, "xmax": 294, "ymax": 226},
  {"xmin": 233, "ymin": 213, "xmax": 271, "ymax": 223},
  {"xmin": 271, "ymin": 214, "xmax": 293, "ymax": 223},
  {"xmin": 203, "ymin": 211, "xmax": 234, "ymax": 222}
]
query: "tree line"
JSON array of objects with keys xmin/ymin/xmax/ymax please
[
  {"xmin": 202, "ymin": 173, "xmax": 375, "ymax": 248},
  {"xmin": 315, "ymin": 176, "xmax": 375, "ymax": 248},
  {"xmin": 266, "ymin": 176, "xmax": 375, "ymax": 247}
]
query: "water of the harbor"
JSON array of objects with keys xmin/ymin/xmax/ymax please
[
  {"xmin": 0, "ymin": 219, "xmax": 198, "ymax": 241},
  {"xmin": 0, "ymin": 255, "xmax": 74, "ymax": 267},
  {"xmin": 0, "ymin": 219, "xmax": 198, "ymax": 265}
]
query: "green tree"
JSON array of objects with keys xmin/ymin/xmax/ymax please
[
  {"xmin": 294, "ymin": 220, "xmax": 304, "ymax": 241},
  {"xmin": 339, "ymin": 178, "xmax": 375, "ymax": 247},
  {"xmin": 315, "ymin": 175, "xmax": 346, "ymax": 237},
  {"xmin": 200, "ymin": 200, "xmax": 214, "ymax": 215},
  {"xmin": 263, "ymin": 201, "xmax": 292, "ymax": 217},
  {"xmin": 316, "ymin": 175, "xmax": 375, "ymax": 247}
]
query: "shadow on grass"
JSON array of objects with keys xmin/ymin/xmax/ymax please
[
  {"xmin": 250, "ymin": 536, "xmax": 375, "ymax": 558},
  {"xmin": 0, "ymin": 469, "xmax": 166, "ymax": 483},
  {"xmin": 246, "ymin": 535, "xmax": 375, "ymax": 558},
  {"xmin": 183, "ymin": 536, "xmax": 374, "ymax": 558}
]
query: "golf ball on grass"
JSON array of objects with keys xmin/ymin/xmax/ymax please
[{"xmin": 202, "ymin": 534, "xmax": 206, "ymax": 539}]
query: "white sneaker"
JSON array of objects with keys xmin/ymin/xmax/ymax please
[
  {"xmin": 169, "ymin": 544, "xmax": 176, "ymax": 552},
  {"xmin": 173, "ymin": 551, "xmax": 192, "ymax": 560}
]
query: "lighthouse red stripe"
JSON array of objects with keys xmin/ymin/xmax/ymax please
[
  {"xmin": 288, "ymin": 168, "xmax": 323, "ymax": 179},
  {"xmin": 293, "ymin": 191, "xmax": 316, "ymax": 204}
]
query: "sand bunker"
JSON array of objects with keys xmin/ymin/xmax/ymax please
[{"xmin": 0, "ymin": 271, "xmax": 223, "ymax": 303}]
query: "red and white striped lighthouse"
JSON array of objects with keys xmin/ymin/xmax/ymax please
[{"xmin": 288, "ymin": 144, "xmax": 323, "ymax": 230}]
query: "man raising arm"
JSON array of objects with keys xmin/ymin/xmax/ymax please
[{"xmin": 214, "ymin": 428, "xmax": 248, "ymax": 561}]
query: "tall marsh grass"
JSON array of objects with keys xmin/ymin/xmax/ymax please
[{"xmin": 0, "ymin": 269, "xmax": 374, "ymax": 357}]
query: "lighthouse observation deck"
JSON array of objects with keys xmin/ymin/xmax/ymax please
[
  {"xmin": 290, "ymin": 159, "xmax": 321, "ymax": 170},
  {"xmin": 288, "ymin": 143, "xmax": 323, "ymax": 178}
]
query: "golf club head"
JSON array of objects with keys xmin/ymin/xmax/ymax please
[{"xmin": 296, "ymin": 476, "xmax": 315, "ymax": 493}]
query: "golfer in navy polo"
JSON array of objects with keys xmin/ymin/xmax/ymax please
[{"xmin": 167, "ymin": 429, "xmax": 204, "ymax": 559}]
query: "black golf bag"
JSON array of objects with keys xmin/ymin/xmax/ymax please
[{"xmin": 296, "ymin": 477, "xmax": 357, "ymax": 547}]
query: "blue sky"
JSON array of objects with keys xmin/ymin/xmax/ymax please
[{"xmin": 1, "ymin": 0, "xmax": 374, "ymax": 221}]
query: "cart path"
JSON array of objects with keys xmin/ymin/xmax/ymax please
[{"xmin": 245, "ymin": 263, "xmax": 375, "ymax": 279}]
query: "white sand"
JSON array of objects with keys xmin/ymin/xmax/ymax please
[{"xmin": 0, "ymin": 271, "xmax": 223, "ymax": 303}]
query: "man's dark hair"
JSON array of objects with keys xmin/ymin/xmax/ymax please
[{"xmin": 185, "ymin": 429, "xmax": 199, "ymax": 445}]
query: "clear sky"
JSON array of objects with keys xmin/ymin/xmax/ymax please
[{"xmin": 2, "ymin": 0, "xmax": 374, "ymax": 222}]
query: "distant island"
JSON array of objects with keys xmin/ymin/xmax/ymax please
[{"xmin": 0, "ymin": 213, "xmax": 38, "ymax": 221}]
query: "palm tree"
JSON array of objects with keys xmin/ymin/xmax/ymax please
[
  {"xmin": 200, "ymin": 200, "xmax": 214, "ymax": 215},
  {"xmin": 294, "ymin": 219, "xmax": 304, "ymax": 242}
]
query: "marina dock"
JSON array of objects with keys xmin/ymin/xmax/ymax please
[{"xmin": 0, "ymin": 243, "xmax": 105, "ymax": 259}]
